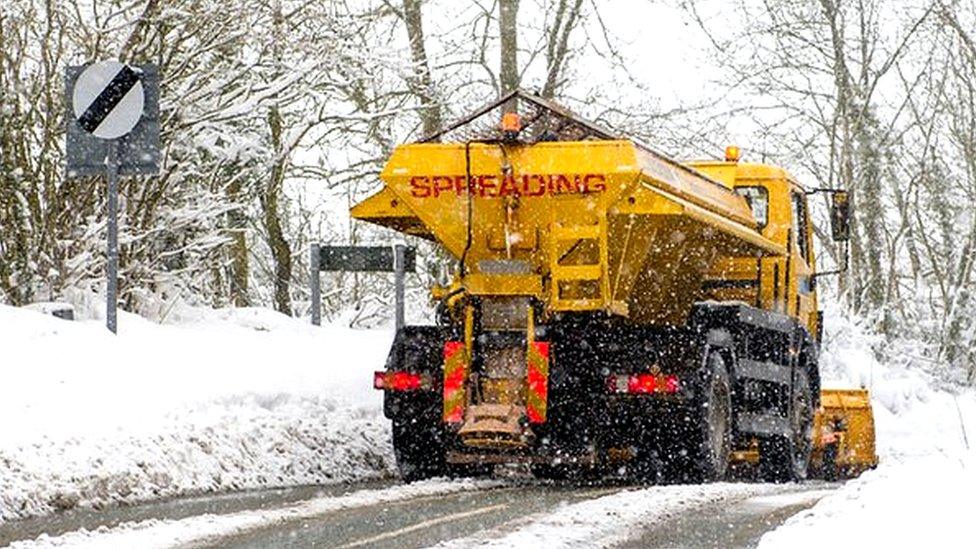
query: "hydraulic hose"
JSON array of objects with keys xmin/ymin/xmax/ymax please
[{"xmin": 460, "ymin": 141, "xmax": 474, "ymax": 276}]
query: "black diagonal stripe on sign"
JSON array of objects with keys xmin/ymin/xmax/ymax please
[{"xmin": 77, "ymin": 65, "xmax": 141, "ymax": 134}]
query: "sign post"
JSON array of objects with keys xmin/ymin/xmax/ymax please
[
  {"xmin": 310, "ymin": 244, "xmax": 416, "ymax": 328},
  {"xmin": 310, "ymin": 243, "xmax": 322, "ymax": 327},
  {"xmin": 394, "ymin": 244, "xmax": 407, "ymax": 330},
  {"xmin": 65, "ymin": 60, "xmax": 160, "ymax": 333},
  {"xmin": 106, "ymin": 142, "xmax": 120, "ymax": 333}
]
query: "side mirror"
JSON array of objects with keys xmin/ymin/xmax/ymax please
[{"xmin": 830, "ymin": 191, "xmax": 851, "ymax": 242}]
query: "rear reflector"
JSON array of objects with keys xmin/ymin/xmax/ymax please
[
  {"xmin": 374, "ymin": 371, "xmax": 431, "ymax": 391},
  {"xmin": 606, "ymin": 373, "xmax": 680, "ymax": 395},
  {"xmin": 531, "ymin": 341, "xmax": 550, "ymax": 360}
]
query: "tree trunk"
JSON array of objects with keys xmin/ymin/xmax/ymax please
[
  {"xmin": 263, "ymin": 104, "xmax": 292, "ymax": 315},
  {"xmin": 402, "ymin": 0, "xmax": 442, "ymax": 138},
  {"xmin": 540, "ymin": 0, "xmax": 583, "ymax": 99},
  {"xmin": 499, "ymin": 0, "xmax": 520, "ymax": 111},
  {"xmin": 226, "ymin": 177, "xmax": 250, "ymax": 307},
  {"xmin": 263, "ymin": 2, "xmax": 292, "ymax": 315},
  {"xmin": 855, "ymin": 113, "xmax": 887, "ymax": 316}
]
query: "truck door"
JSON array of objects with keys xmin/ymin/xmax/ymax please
[{"xmin": 790, "ymin": 191, "xmax": 816, "ymax": 330}]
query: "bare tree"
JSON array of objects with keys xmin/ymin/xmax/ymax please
[
  {"xmin": 398, "ymin": 0, "xmax": 443, "ymax": 137},
  {"xmin": 540, "ymin": 0, "xmax": 584, "ymax": 99},
  {"xmin": 499, "ymin": 0, "xmax": 520, "ymax": 109}
]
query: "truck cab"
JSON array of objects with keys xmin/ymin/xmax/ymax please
[{"xmin": 691, "ymin": 157, "xmax": 821, "ymax": 344}]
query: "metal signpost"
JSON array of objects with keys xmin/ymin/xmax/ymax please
[
  {"xmin": 65, "ymin": 61, "xmax": 160, "ymax": 333},
  {"xmin": 310, "ymin": 244, "xmax": 416, "ymax": 328}
]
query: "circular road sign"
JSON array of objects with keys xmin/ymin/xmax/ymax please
[{"xmin": 72, "ymin": 60, "xmax": 145, "ymax": 140}]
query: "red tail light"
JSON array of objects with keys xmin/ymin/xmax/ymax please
[
  {"xmin": 374, "ymin": 371, "xmax": 430, "ymax": 391},
  {"xmin": 662, "ymin": 375, "xmax": 680, "ymax": 394},
  {"xmin": 607, "ymin": 373, "xmax": 680, "ymax": 395}
]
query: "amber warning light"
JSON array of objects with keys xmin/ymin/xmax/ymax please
[
  {"xmin": 501, "ymin": 112, "xmax": 522, "ymax": 141},
  {"xmin": 725, "ymin": 145, "xmax": 741, "ymax": 162}
]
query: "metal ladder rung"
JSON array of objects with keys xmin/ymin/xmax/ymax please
[
  {"xmin": 551, "ymin": 223, "xmax": 601, "ymax": 241},
  {"xmin": 552, "ymin": 265, "xmax": 602, "ymax": 281},
  {"xmin": 552, "ymin": 298, "xmax": 604, "ymax": 311}
]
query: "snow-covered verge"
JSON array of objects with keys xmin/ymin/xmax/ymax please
[
  {"xmin": 759, "ymin": 308, "xmax": 976, "ymax": 548},
  {"xmin": 759, "ymin": 452, "xmax": 974, "ymax": 548},
  {"xmin": 0, "ymin": 304, "xmax": 396, "ymax": 524}
]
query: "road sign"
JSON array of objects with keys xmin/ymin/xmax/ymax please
[
  {"xmin": 64, "ymin": 61, "xmax": 160, "ymax": 334},
  {"xmin": 72, "ymin": 61, "xmax": 145, "ymax": 139},
  {"xmin": 310, "ymin": 244, "xmax": 416, "ymax": 328},
  {"xmin": 65, "ymin": 63, "xmax": 160, "ymax": 177},
  {"xmin": 318, "ymin": 246, "xmax": 416, "ymax": 273}
]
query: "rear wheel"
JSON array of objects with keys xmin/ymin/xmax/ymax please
[
  {"xmin": 661, "ymin": 347, "xmax": 732, "ymax": 483},
  {"xmin": 759, "ymin": 368, "xmax": 813, "ymax": 482},
  {"xmin": 447, "ymin": 463, "xmax": 493, "ymax": 478},
  {"xmin": 393, "ymin": 420, "xmax": 446, "ymax": 482},
  {"xmin": 822, "ymin": 443, "xmax": 839, "ymax": 481},
  {"xmin": 530, "ymin": 463, "xmax": 572, "ymax": 481},
  {"xmin": 534, "ymin": 326, "xmax": 605, "ymax": 482},
  {"xmin": 531, "ymin": 459, "xmax": 602, "ymax": 481}
]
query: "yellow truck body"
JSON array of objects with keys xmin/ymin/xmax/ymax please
[
  {"xmin": 357, "ymin": 91, "xmax": 865, "ymax": 483},
  {"xmin": 353, "ymin": 140, "xmax": 783, "ymax": 325}
]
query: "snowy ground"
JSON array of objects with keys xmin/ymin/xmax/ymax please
[
  {"xmin": 2, "ymin": 302, "xmax": 974, "ymax": 547},
  {"xmin": 758, "ymin": 309, "xmax": 976, "ymax": 548},
  {"xmin": 0, "ymin": 304, "xmax": 396, "ymax": 524}
]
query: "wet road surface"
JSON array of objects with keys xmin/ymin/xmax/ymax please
[
  {"xmin": 206, "ymin": 483, "xmax": 622, "ymax": 549},
  {"xmin": 619, "ymin": 486, "xmax": 832, "ymax": 549},
  {"xmin": 0, "ymin": 478, "xmax": 832, "ymax": 548},
  {"xmin": 0, "ymin": 480, "xmax": 395, "ymax": 547}
]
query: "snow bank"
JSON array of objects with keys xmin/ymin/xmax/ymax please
[
  {"xmin": 759, "ymin": 452, "xmax": 974, "ymax": 548},
  {"xmin": 760, "ymin": 307, "xmax": 976, "ymax": 548},
  {"xmin": 0, "ymin": 304, "xmax": 396, "ymax": 524}
]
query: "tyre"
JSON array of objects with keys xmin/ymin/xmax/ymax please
[
  {"xmin": 535, "ymin": 325, "xmax": 605, "ymax": 481},
  {"xmin": 660, "ymin": 347, "xmax": 732, "ymax": 483},
  {"xmin": 822, "ymin": 443, "xmax": 839, "ymax": 482},
  {"xmin": 393, "ymin": 420, "xmax": 446, "ymax": 482},
  {"xmin": 531, "ymin": 461, "xmax": 601, "ymax": 482},
  {"xmin": 447, "ymin": 463, "xmax": 493, "ymax": 479},
  {"xmin": 530, "ymin": 463, "xmax": 572, "ymax": 481},
  {"xmin": 759, "ymin": 367, "xmax": 813, "ymax": 483}
]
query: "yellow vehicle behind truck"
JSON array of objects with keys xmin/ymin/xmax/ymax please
[
  {"xmin": 810, "ymin": 389, "xmax": 879, "ymax": 479},
  {"xmin": 355, "ymin": 90, "xmax": 870, "ymax": 483}
]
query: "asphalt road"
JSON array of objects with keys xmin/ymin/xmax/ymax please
[
  {"xmin": 205, "ymin": 482, "xmax": 623, "ymax": 549},
  {"xmin": 619, "ymin": 488, "xmax": 833, "ymax": 549},
  {"xmin": 0, "ymin": 481, "xmax": 395, "ymax": 547},
  {"xmin": 0, "ymin": 478, "xmax": 832, "ymax": 548}
]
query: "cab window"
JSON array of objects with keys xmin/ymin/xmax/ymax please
[
  {"xmin": 791, "ymin": 192, "xmax": 810, "ymax": 263},
  {"xmin": 735, "ymin": 186, "xmax": 769, "ymax": 228}
]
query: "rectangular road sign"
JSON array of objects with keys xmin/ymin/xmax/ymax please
[
  {"xmin": 310, "ymin": 244, "xmax": 416, "ymax": 327},
  {"xmin": 318, "ymin": 245, "xmax": 416, "ymax": 273},
  {"xmin": 65, "ymin": 64, "xmax": 160, "ymax": 177}
]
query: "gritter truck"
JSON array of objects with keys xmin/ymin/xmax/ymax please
[{"xmin": 353, "ymin": 90, "xmax": 870, "ymax": 483}]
